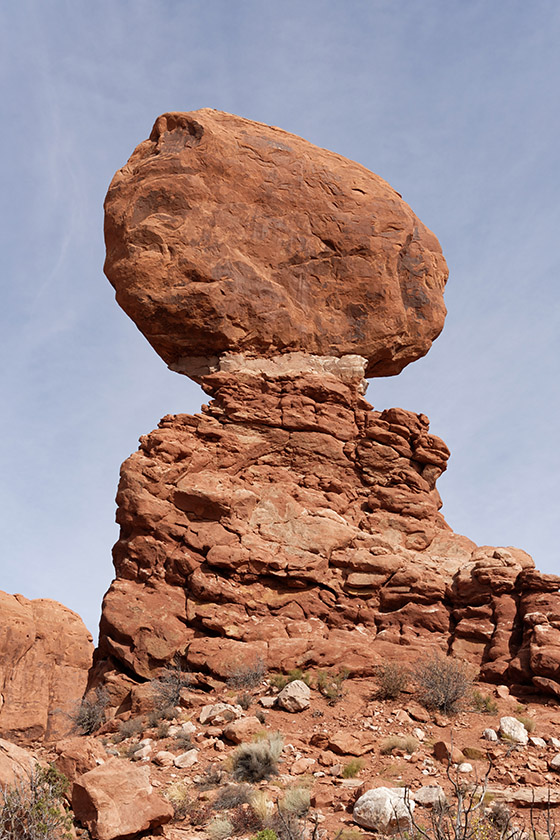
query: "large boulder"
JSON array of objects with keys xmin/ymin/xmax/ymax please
[
  {"xmin": 0, "ymin": 738, "xmax": 36, "ymax": 787},
  {"xmin": 353, "ymin": 787, "xmax": 414, "ymax": 833},
  {"xmin": 71, "ymin": 757, "xmax": 173, "ymax": 840},
  {"xmin": 104, "ymin": 109, "xmax": 448, "ymax": 380},
  {"xmin": 0, "ymin": 591, "xmax": 93, "ymax": 743}
]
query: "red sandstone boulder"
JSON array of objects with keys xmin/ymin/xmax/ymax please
[
  {"xmin": 0, "ymin": 738, "xmax": 36, "ymax": 787},
  {"xmin": 0, "ymin": 591, "xmax": 93, "ymax": 743},
  {"xmin": 72, "ymin": 757, "xmax": 173, "ymax": 840},
  {"xmin": 104, "ymin": 110, "xmax": 448, "ymax": 379}
]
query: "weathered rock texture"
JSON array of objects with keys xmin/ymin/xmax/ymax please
[
  {"xmin": 92, "ymin": 363, "xmax": 560, "ymax": 701},
  {"xmin": 104, "ymin": 109, "xmax": 448, "ymax": 379},
  {"xmin": 93, "ymin": 112, "xmax": 560, "ymax": 707},
  {"xmin": 0, "ymin": 591, "xmax": 93, "ymax": 744}
]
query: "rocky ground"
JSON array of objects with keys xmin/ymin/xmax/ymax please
[{"xmin": 5, "ymin": 666, "xmax": 559, "ymax": 840}]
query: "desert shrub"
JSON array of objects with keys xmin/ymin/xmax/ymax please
[
  {"xmin": 237, "ymin": 691, "xmax": 253, "ymax": 711},
  {"xmin": 413, "ymin": 653, "xmax": 472, "ymax": 715},
  {"xmin": 0, "ymin": 765, "xmax": 72, "ymax": 840},
  {"xmin": 71, "ymin": 686, "xmax": 108, "ymax": 735},
  {"xmin": 212, "ymin": 783, "xmax": 252, "ymax": 811},
  {"xmin": 227, "ymin": 656, "xmax": 266, "ymax": 690},
  {"xmin": 342, "ymin": 758, "xmax": 364, "ymax": 778},
  {"xmin": 195, "ymin": 763, "xmax": 225, "ymax": 790},
  {"xmin": 516, "ymin": 715, "xmax": 536, "ymax": 733},
  {"xmin": 471, "ymin": 690, "xmax": 498, "ymax": 715},
  {"xmin": 151, "ymin": 656, "xmax": 192, "ymax": 709},
  {"xmin": 253, "ymin": 830, "xmax": 278, "ymax": 840},
  {"xmin": 173, "ymin": 730, "xmax": 193, "ymax": 750},
  {"xmin": 256, "ymin": 708, "xmax": 266, "ymax": 724},
  {"xmin": 116, "ymin": 716, "xmax": 144, "ymax": 741},
  {"xmin": 316, "ymin": 669, "xmax": 349, "ymax": 705},
  {"xmin": 380, "ymin": 734, "xmax": 419, "ymax": 755},
  {"xmin": 375, "ymin": 662, "xmax": 409, "ymax": 700},
  {"xmin": 156, "ymin": 721, "xmax": 170, "ymax": 739},
  {"xmin": 147, "ymin": 704, "xmax": 176, "ymax": 727},
  {"xmin": 166, "ymin": 781, "xmax": 191, "ymax": 820},
  {"xmin": 229, "ymin": 803, "xmax": 263, "ymax": 835},
  {"xmin": 279, "ymin": 786, "xmax": 310, "ymax": 817},
  {"xmin": 250, "ymin": 791, "xmax": 272, "ymax": 823},
  {"xmin": 232, "ymin": 734, "xmax": 283, "ymax": 783},
  {"xmin": 270, "ymin": 669, "xmax": 311, "ymax": 691},
  {"xmin": 207, "ymin": 815, "xmax": 234, "ymax": 840}
]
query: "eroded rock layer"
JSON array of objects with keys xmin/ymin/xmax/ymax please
[
  {"xmin": 92, "ymin": 363, "xmax": 560, "ymax": 702},
  {"xmin": 104, "ymin": 109, "xmax": 448, "ymax": 378},
  {"xmin": 0, "ymin": 592, "xmax": 93, "ymax": 744}
]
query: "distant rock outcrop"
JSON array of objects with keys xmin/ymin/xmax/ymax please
[
  {"xmin": 0, "ymin": 592, "xmax": 93, "ymax": 743},
  {"xmin": 92, "ymin": 111, "xmax": 560, "ymax": 709}
]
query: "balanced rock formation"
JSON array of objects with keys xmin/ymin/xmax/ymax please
[
  {"xmin": 93, "ymin": 111, "xmax": 560, "ymax": 706},
  {"xmin": 104, "ymin": 109, "xmax": 447, "ymax": 379},
  {"xmin": 0, "ymin": 591, "xmax": 93, "ymax": 743}
]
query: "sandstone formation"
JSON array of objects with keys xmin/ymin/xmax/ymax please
[
  {"xmin": 92, "ymin": 112, "xmax": 560, "ymax": 709},
  {"xmin": 0, "ymin": 591, "xmax": 93, "ymax": 744},
  {"xmin": 104, "ymin": 109, "xmax": 448, "ymax": 379}
]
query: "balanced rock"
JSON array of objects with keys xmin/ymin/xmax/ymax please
[
  {"xmin": 0, "ymin": 591, "xmax": 93, "ymax": 743},
  {"xmin": 104, "ymin": 109, "xmax": 448, "ymax": 379}
]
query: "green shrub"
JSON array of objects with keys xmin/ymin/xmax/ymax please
[
  {"xmin": 413, "ymin": 653, "xmax": 472, "ymax": 715},
  {"xmin": 316, "ymin": 669, "xmax": 349, "ymax": 705},
  {"xmin": 516, "ymin": 715, "xmax": 536, "ymax": 733},
  {"xmin": 0, "ymin": 765, "xmax": 72, "ymax": 840},
  {"xmin": 342, "ymin": 758, "xmax": 365, "ymax": 778},
  {"xmin": 471, "ymin": 690, "xmax": 498, "ymax": 715},
  {"xmin": 375, "ymin": 662, "xmax": 409, "ymax": 700},
  {"xmin": 270, "ymin": 669, "xmax": 311, "ymax": 691},
  {"xmin": 252, "ymin": 831, "xmax": 278, "ymax": 840}
]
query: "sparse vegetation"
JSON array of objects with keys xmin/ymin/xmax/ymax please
[
  {"xmin": 342, "ymin": 758, "xmax": 365, "ymax": 778},
  {"xmin": 0, "ymin": 765, "xmax": 72, "ymax": 840},
  {"xmin": 516, "ymin": 714, "xmax": 536, "ymax": 733},
  {"xmin": 316, "ymin": 668, "xmax": 349, "ymax": 705},
  {"xmin": 380, "ymin": 734, "xmax": 419, "ymax": 755},
  {"xmin": 212, "ymin": 783, "xmax": 253, "ymax": 811},
  {"xmin": 375, "ymin": 662, "xmax": 409, "ymax": 700},
  {"xmin": 270, "ymin": 669, "xmax": 311, "ymax": 691},
  {"xmin": 165, "ymin": 780, "xmax": 191, "ymax": 820},
  {"xmin": 207, "ymin": 815, "xmax": 234, "ymax": 840},
  {"xmin": 279, "ymin": 786, "xmax": 310, "ymax": 817},
  {"xmin": 237, "ymin": 691, "xmax": 253, "ymax": 710},
  {"xmin": 151, "ymin": 655, "xmax": 192, "ymax": 709},
  {"xmin": 232, "ymin": 734, "xmax": 283, "ymax": 782},
  {"xmin": 471, "ymin": 690, "xmax": 498, "ymax": 715},
  {"xmin": 71, "ymin": 686, "xmax": 109, "ymax": 735},
  {"xmin": 227, "ymin": 656, "xmax": 266, "ymax": 689},
  {"xmin": 116, "ymin": 716, "xmax": 144, "ymax": 741},
  {"xmin": 413, "ymin": 653, "xmax": 472, "ymax": 715},
  {"xmin": 156, "ymin": 720, "xmax": 170, "ymax": 739}
]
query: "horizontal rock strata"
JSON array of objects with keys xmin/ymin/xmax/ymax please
[{"xmin": 92, "ymin": 363, "xmax": 560, "ymax": 704}]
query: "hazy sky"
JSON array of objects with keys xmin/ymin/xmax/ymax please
[{"xmin": 1, "ymin": 0, "xmax": 558, "ymax": 637}]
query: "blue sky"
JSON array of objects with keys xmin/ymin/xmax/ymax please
[{"xmin": 1, "ymin": 0, "xmax": 558, "ymax": 636}]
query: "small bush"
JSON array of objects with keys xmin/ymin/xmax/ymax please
[
  {"xmin": 151, "ymin": 656, "xmax": 192, "ymax": 709},
  {"xmin": 375, "ymin": 662, "xmax": 409, "ymax": 700},
  {"xmin": 117, "ymin": 716, "xmax": 144, "ymax": 741},
  {"xmin": 270, "ymin": 669, "xmax": 311, "ymax": 691},
  {"xmin": 229, "ymin": 804, "xmax": 263, "ymax": 835},
  {"xmin": 195, "ymin": 763, "xmax": 224, "ymax": 790},
  {"xmin": 0, "ymin": 765, "xmax": 72, "ymax": 840},
  {"xmin": 157, "ymin": 721, "xmax": 170, "ymax": 739},
  {"xmin": 342, "ymin": 758, "xmax": 365, "ymax": 778},
  {"xmin": 71, "ymin": 686, "xmax": 108, "ymax": 735},
  {"xmin": 380, "ymin": 735, "xmax": 419, "ymax": 755},
  {"xmin": 237, "ymin": 691, "xmax": 253, "ymax": 711},
  {"xmin": 166, "ymin": 781, "xmax": 191, "ymax": 820},
  {"xmin": 232, "ymin": 735, "xmax": 283, "ymax": 783},
  {"xmin": 227, "ymin": 656, "xmax": 266, "ymax": 690},
  {"xmin": 212, "ymin": 783, "xmax": 252, "ymax": 811},
  {"xmin": 256, "ymin": 708, "xmax": 266, "ymax": 724},
  {"xmin": 516, "ymin": 715, "xmax": 536, "ymax": 733},
  {"xmin": 253, "ymin": 830, "xmax": 278, "ymax": 840},
  {"xmin": 207, "ymin": 815, "xmax": 234, "ymax": 840},
  {"xmin": 279, "ymin": 786, "xmax": 310, "ymax": 817},
  {"xmin": 316, "ymin": 669, "xmax": 349, "ymax": 705},
  {"xmin": 413, "ymin": 653, "xmax": 472, "ymax": 715},
  {"xmin": 471, "ymin": 690, "xmax": 498, "ymax": 715}
]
